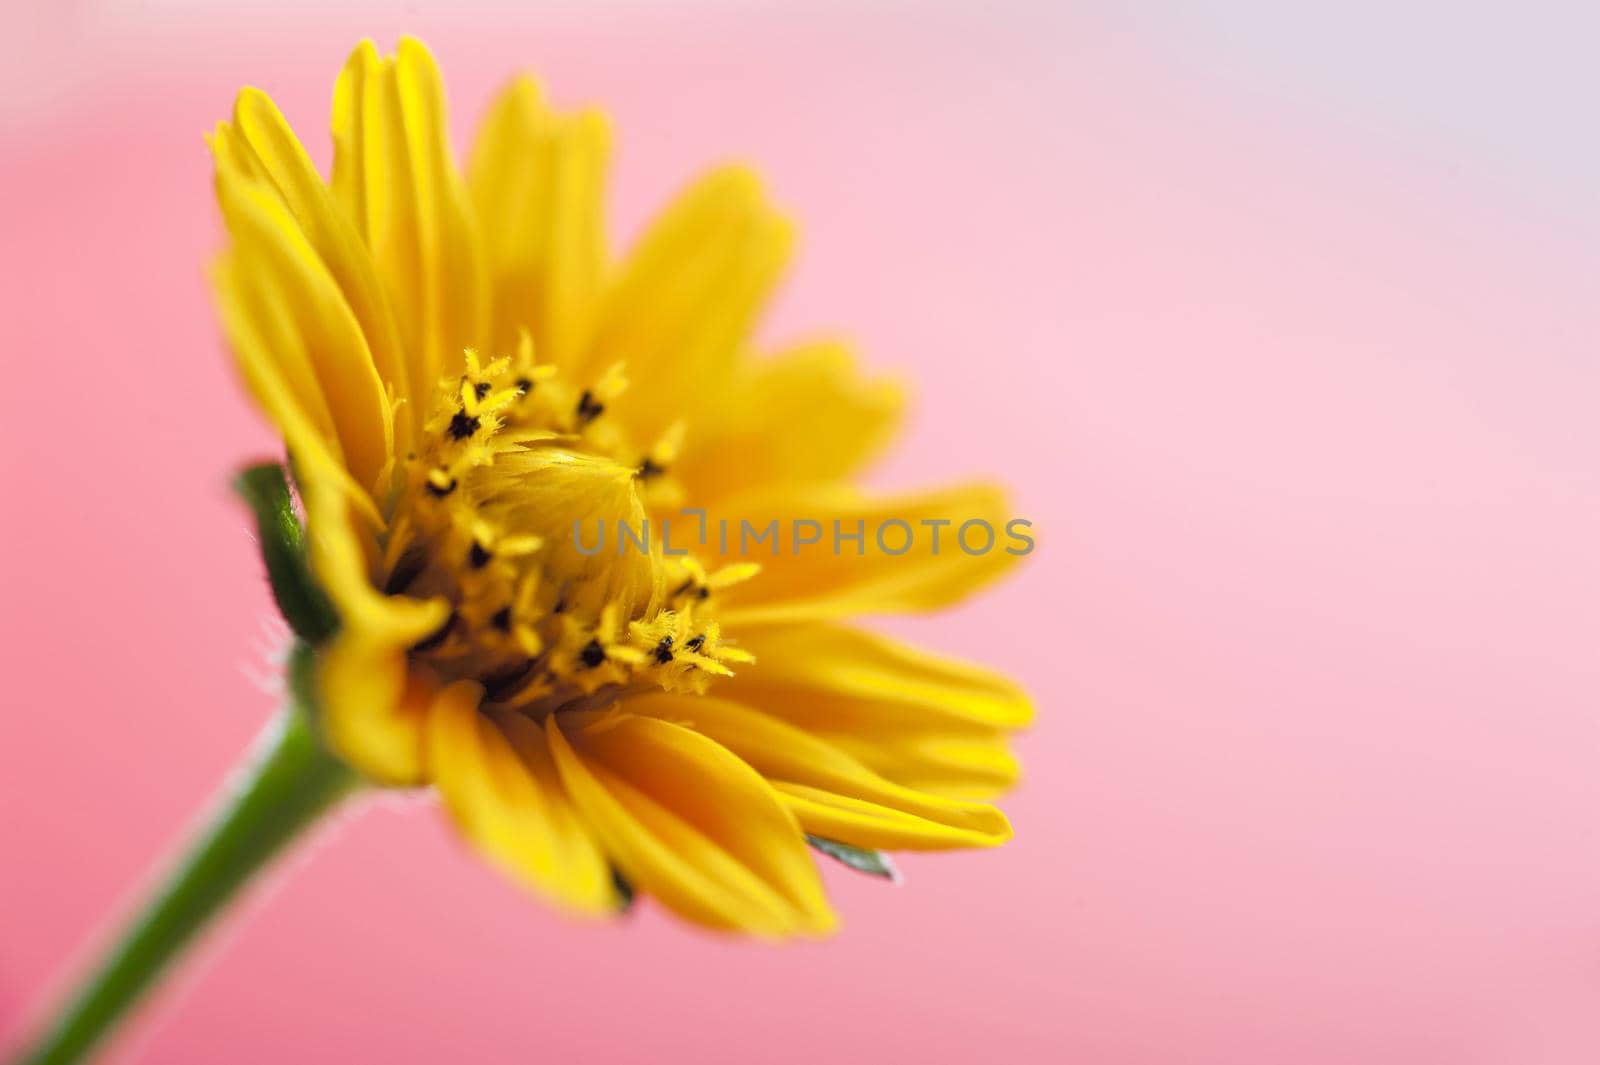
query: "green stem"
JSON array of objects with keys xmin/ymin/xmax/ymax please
[{"xmin": 8, "ymin": 695, "xmax": 357, "ymax": 1065}]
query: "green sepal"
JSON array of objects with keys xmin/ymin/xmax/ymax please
[
  {"xmin": 286, "ymin": 641, "xmax": 320, "ymax": 720},
  {"xmin": 806, "ymin": 836, "xmax": 900, "ymax": 881},
  {"xmin": 233, "ymin": 461, "xmax": 339, "ymax": 645}
]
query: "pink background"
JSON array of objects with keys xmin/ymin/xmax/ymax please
[{"xmin": 4, "ymin": 3, "xmax": 1599, "ymax": 1062}]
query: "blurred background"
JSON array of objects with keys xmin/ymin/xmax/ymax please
[{"xmin": 3, "ymin": 2, "xmax": 1598, "ymax": 1062}]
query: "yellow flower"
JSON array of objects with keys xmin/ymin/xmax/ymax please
[{"xmin": 209, "ymin": 37, "xmax": 1030, "ymax": 937}]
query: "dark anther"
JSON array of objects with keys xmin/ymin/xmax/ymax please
[
  {"xmin": 383, "ymin": 548, "xmax": 428, "ymax": 595},
  {"xmin": 637, "ymin": 456, "xmax": 665, "ymax": 480},
  {"xmin": 484, "ymin": 659, "xmax": 536, "ymax": 701},
  {"xmin": 515, "ymin": 377, "xmax": 533, "ymax": 395},
  {"xmin": 411, "ymin": 612, "xmax": 457, "ymax": 653},
  {"xmin": 552, "ymin": 596, "xmax": 567, "ymax": 614},
  {"xmin": 490, "ymin": 606, "xmax": 512, "ymax": 632},
  {"xmin": 575, "ymin": 389, "xmax": 605, "ymax": 425},
  {"xmin": 684, "ymin": 634, "xmax": 706, "ymax": 653},
  {"xmin": 474, "ymin": 381, "xmax": 491, "ymax": 400},
  {"xmin": 578, "ymin": 639, "xmax": 607, "ymax": 669},
  {"xmin": 468, "ymin": 542, "xmax": 492, "ymax": 569},
  {"xmin": 424, "ymin": 477, "xmax": 458, "ymax": 498},
  {"xmin": 653, "ymin": 635, "xmax": 675, "ymax": 664},
  {"xmin": 671, "ymin": 578, "xmax": 710, "ymax": 601},
  {"xmin": 447, "ymin": 411, "xmax": 482, "ymax": 441}
]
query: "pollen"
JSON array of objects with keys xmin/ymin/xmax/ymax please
[{"xmin": 372, "ymin": 340, "xmax": 752, "ymax": 719}]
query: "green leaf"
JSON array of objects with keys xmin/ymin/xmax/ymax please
[
  {"xmin": 233, "ymin": 462, "xmax": 338, "ymax": 644},
  {"xmin": 806, "ymin": 836, "xmax": 900, "ymax": 881}
]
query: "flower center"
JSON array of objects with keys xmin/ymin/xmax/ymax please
[{"xmin": 374, "ymin": 341, "xmax": 754, "ymax": 715}]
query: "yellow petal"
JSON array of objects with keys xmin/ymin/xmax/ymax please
[
  {"xmin": 226, "ymin": 86, "xmax": 414, "ymax": 456},
  {"xmin": 212, "ymin": 159, "xmax": 394, "ymax": 492},
  {"xmin": 821, "ymin": 736, "xmax": 1022, "ymax": 801},
  {"xmin": 674, "ymin": 340, "xmax": 904, "ymax": 503},
  {"xmin": 469, "ymin": 77, "xmax": 610, "ymax": 371},
  {"xmin": 211, "ymin": 249, "xmax": 343, "ymax": 478},
  {"xmin": 301, "ymin": 431, "xmax": 447, "ymax": 787},
  {"xmin": 726, "ymin": 623, "xmax": 1032, "ymax": 729},
  {"xmin": 546, "ymin": 712, "xmax": 834, "ymax": 937},
  {"xmin": 332, "ymin": 38, "xmax": 487, "ymax": 415},
  {"xmin": 719, "ymin": 623, "xmax": 1030, "ymax": 798},
  {"xmin": 318, "ymin": 639, "xmax": 434, "ymax": 786},
  {"xmin": 427, "ymin": 684, "xmax": 618, "ymax": 915},
  {"xmin": 715, "ymin": 482, "xmax": 1024, "ymax": 625},
  {"xmin": 625, "ymin": 693, "xmax": 1011, "ymax": 850},
  {"xmin": 288, "ymin": 445, "xmax": 449, "ymax": 787},
  {"xmin": 212, "ymin": 242, "xmax": 390, "ymax": 539},
  {"xmin": 295, "ymin": 445, "xmax": 447, "ymax": 644},
  {"xmin": 775, "ymin": 784, "xmax": 1010, "ymax": 850},
  {"xmin": 579, "ymin": 166, "xmax": 793, "ymax": 443}
]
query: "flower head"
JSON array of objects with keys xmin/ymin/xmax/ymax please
[{"xmin": 210, "ymin": 38, "xmax": 1031, "ymax": 937}]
